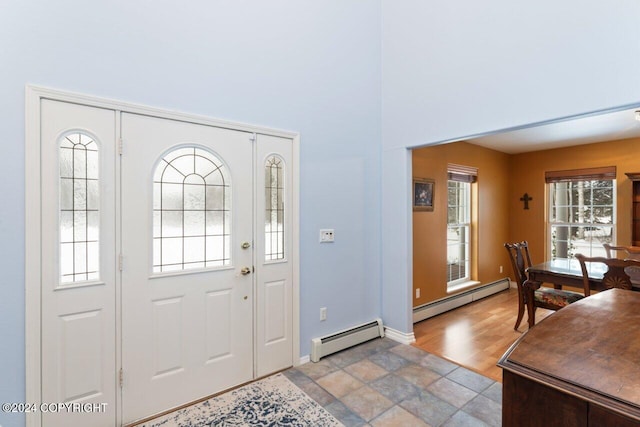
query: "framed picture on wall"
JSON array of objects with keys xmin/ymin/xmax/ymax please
[{"xmin": 413, "ymin": 178, "xmax": 434, "ymax": 211}]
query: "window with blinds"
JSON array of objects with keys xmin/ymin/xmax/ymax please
[
  {"xmin": 447, "ymin": 164, "xmax": 477, "ymax": 286},
  {"xmin": 547, "ymin": 167, "xmax": 616, "ymax": 258}
]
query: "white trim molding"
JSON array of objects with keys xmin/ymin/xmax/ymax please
[{"xmin": 383, "ymin": 326, "xmax": 416, "ymax": 345}]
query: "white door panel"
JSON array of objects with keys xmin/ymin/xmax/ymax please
[
  {"xmin": 120, "ymin": 113, "xmax": 254, "ymax": 423},
  {"xmin": 40, "ymin": 99, "xmax": 117, "ymax": 427},
  {"xmin": 255, "ymin": 134, "xmax": 293, "ymax": 377}
]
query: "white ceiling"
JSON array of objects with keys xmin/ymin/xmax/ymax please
[{"xmin": 464, "ymin": 107, "xmax": 640, "ymax": 154}]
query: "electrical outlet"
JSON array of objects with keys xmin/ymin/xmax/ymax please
[
  {"xmin": 415, "ymin": 288, "xmax": 421, "ymax": 299},
  {"xmin": 320, "ymin": 307, "xmax": 327, "ymax": 321},
  {"xmin": 319, "ymin": 229, "xmax": 335, "ymax": 243}
]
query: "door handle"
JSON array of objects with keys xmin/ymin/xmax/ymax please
[{"xmin": 240, "ymin": 267, "xmax": 251, "ymax": 276}]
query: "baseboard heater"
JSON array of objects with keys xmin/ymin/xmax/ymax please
[
  {"xmin": 413, "ymin": 278, "xmax": 510, "ymax": 323},
  {"xmin": 310, "ymin": 318, "xmax": 384, "ymax": 362}
]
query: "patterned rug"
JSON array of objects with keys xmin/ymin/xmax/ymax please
[{"xmin": 140, "ymin": 373, "xmax": 343, "ymax": 427}]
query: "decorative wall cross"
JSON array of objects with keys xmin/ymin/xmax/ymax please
[{"xmin": 520, "ymin": 193, "xmax": 532, "ymax": 210}]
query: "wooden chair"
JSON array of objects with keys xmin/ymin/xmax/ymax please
[
  {"xmin": 505, "ymin": 241, "xmax": 587, "ymax": 330},
  {"xmin": 575, "ymin": 253, "xmax": 640, "ymax": 291},
  {"xmin": 603, "ymin": 243, "xmax": 640, "ymax": 260}
]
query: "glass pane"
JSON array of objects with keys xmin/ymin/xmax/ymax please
[
  {"xmin": 206, "ymin": 236, "xmax": 225, "ymax": 262},
  {"xmin": 74, "ymin": 242, "xmax": 87, "ymax": 275},
  {"xmin": 171, "ymin": 155, "xmax": 195, "ymax": 176},
  {"xmin": 60, "ymin": 148, "xmax": 73, "ymax": 178},
  {"xmin": 162, "ymin": 183, "xmax": 183, "ymax": 210},
  {"xmin": 206, "ymin": 211, "xmax": 224, "ymax": 236},
  {"xmin": 184, "ymin": 211, "xmax": 205, "ymax": 237},
  {"xmin": 73, "ymin": 179, "xmax": 87, "ymax": 210},
  {"xmin": 87, "ymin": 241, "xmax": 99, "ymax": 273},
  {"xmin": 60, "ymin": 211, "xmax": 74, "ymax": 243},
  {"xmin": 87, "ymin": 180, "xmax": 99, "ymax": 210},
  {"xmin": 161, "ymin": 237, "xmax": 183, "ymax": 266},
  {"xmin": 74, "ymin": 211, "xmax": 87, "ymax": 242},
  {"xmin": 159, "ymin": 163, "xmax": 185, "ymax": 184},
  {"xmin": 73, "ymin": 147, "xmax": 87, "ymax": 177},
  {"xmin": 161, "ymin": 211, "xmax": 183, "ymax": 238},
  {"xmin": 183, "ymin": 236, "xmax": 205, "ymax": 263},
  {"xmin": 86, "ymin": 150, "xmax": 99, "ymax": 180},
  {"xmin": 87, "ymin": 211, "xmax": 99, "ymax": 241},
  {"xmin": 60, "ymin": 243, "xmax": 74, "ymax": 278},
  {"xmin": 153, "ymin": 147, "xmax": 231, "ymax": 272},
  {"xmin": 264, "ymin": 157, "xmax": 285, "ymax": 261},
  {"xmin": 204, "ymin": 169, "xmax": 224, "ymax": 186},
  {"xmin": 60, "ymin": 178, "xmax": 73, "ymax": 210},
  {"xmin": 153, "ymin": 239, "xmax": 161, "ymax": 270},
  {"xmin": 184, "ymin": 181, "xmax": 205, "ymax": 210},
  {"xmin": 206, "ymin": 186, "xmax": 225, "ymax": 210},
  {"xmin": 195, "ymin": 155, "xmax": 218, "ymax": 177}
]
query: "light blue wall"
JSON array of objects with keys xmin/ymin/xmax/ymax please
[
  {"xmin": 0, "ymin": 1, "xmax": 382, "ymax": 424},
  {"xmin": 380, "ymin": 0, "xmax": 640, "ymax": 334}
]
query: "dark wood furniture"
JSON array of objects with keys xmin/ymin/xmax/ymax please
[
  {"xmin": 499, "ymin": 289, "xmax": 640, "ymax": 427},
  {"xmin": 504, "ymin": 242, "xmax": 587, "ymax": 330},
  {"xmin": 625, "ymin": 172, "xmax": 640, "ymax": 246},
  {"xmin": 527, "ymin": 257, "xmax": 640, "ymax": 291},
  {"xmin": 576, "ymin": 254, "xmax": 640, "ymax": 291}
]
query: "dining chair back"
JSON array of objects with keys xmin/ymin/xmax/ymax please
[
  {"xmin": 575, "ymin": 254, "xmax": 640, "ymax": 291},
  {"xmin": 505, "ymin": 241, "xmax": 586, "ymax": 330},
  {"xmin": 603, "ymin": 244, "xmax": 640, "ymax": 260}
]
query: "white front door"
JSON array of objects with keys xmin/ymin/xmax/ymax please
[
  {"xmin": 120, "ymin": 113, "xmax": 255, "ymax": 423},
  {"xmin": 31, "ymin": 89, "xmax": 296, "ymax": 427}
]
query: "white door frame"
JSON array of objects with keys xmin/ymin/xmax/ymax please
[{"xmin": 25, "ymin": 85, "xmax": 301, "ymax": 427}]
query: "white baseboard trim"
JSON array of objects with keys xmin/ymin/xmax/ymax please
[
  {"xmin": 298, "ymin": 355, "xmax": 310, "ymax": 366},
  {"xmin": 413, "ymin": 278, "xmax": 510, "ymax": 323},
  {"xmin": 384, "ymin": 326, "xmax": 416, "ymax": 345}
]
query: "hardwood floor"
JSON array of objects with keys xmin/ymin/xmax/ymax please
[{"xmin": 412, "ymin": 288, "xmax": 553, "ymax": 383}]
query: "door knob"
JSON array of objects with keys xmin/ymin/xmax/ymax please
[
  {"xmin": 240, "ymin": 267, "xmax": 251, "ymax": 275},
  {"xmin": 241, "ymin": 242, "xmax": 251, "ymax": 249}
]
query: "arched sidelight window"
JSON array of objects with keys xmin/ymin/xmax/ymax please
[
  {"xmin": 59, "ymin": 132, "xmax": 100, "ymax": 283},
  {"xmin": 265, "ymin": 155, "xmax": 285, "ymax": 261},
  {"xmin": 153, "ymin": 147, "xmax": 231, "ymax": 272}
]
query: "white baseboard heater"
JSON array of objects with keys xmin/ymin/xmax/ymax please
[
  {"xmin": 413, "ymin": 278, "xmax": 510, "ymax": 323},
  {"xmin": 310, "ymin": 318, "xmax": 384, "ymax": 362}
]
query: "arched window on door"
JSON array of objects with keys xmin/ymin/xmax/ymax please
[{"xmin": 153, "ymin": 147, "xmax": 231, "ymax": 273}]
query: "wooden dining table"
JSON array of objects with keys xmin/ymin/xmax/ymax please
[{"xmin": 526, "ymin": 257, "xmax": 640, "ymax": 291}]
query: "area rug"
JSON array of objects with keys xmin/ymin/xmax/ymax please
[{"xmin": 140, "ymin": 373, "xmax": 343, "ymax": 427}]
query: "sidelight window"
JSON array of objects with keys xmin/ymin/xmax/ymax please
[
  {"xmin": 59, "ymin": 132, "xmax": 100, "ymax": 283},
  {"xmin": 265, "ymin": 156, "xmax": 285, "ymax": 261}
]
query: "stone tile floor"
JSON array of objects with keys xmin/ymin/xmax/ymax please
[{"xmin": 283, "ymin": 338, "xmax": 502, "ymax": 427}]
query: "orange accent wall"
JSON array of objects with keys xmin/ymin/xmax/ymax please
[
  {"xmin": 413, "ymin": 142, "xmax": 511, "ymax": 306},
  {"xmin": 412, "ymin": 137, "xmax": 640, "ymax": 308},
  {"xmin": 508, "ymin": 137, "xmax": 640, "ymax": 265}
]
